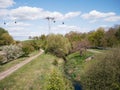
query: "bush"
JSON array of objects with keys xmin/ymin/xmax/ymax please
[
  {"xmin": 22, "ymin": 43, "xmax": 34, "ymax": 56},
  {"xmin": 52, "ymin": 59, "xmax": 58, "ymax": 66},
  {"xmin": 0, "ymin": 54, "xmax": 7, "ymax": 64},
  {"xmin": 45, "ymin": 34, "xmax": 71, "ymax": 58},
  {"xmin": 81, "ymin": 47, "xmax": 120, "ymax": 90},
  {"xmin": 2, "ymin": 45, "xmax": 23, "ymax": 63},
  {"xmin": 46, "ymin": 69, "xmax": 73, "ymax": 90},
  {"xmin": 47, "ymin": 70, "xmax": 65, "ymax": 90}
]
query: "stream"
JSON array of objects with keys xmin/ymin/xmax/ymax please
[
  {"xmin": 63, "ymin": 59, "xmax": 82, "ymax": 90},
  {"xmin": 73, "ymin": 81, "xmax": 82, "ymax": 90}
]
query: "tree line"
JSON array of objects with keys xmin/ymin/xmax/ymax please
[{"xmin": 30, "ymin": 25, "xmax": 120, "ymax": 57}]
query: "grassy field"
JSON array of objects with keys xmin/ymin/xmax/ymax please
[
  {"xmin": 65, "ymin": 51, "xmax": 93, "ymax": 81},
  {"xmin": 0, "ymin": 53, "xmax": 72, "ymax": 90},
  {"xmin": 0, "ymin": 51, "xmax": 39, "ymax": 73}
]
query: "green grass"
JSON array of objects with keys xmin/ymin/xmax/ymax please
[
  {"xmin": 0, "ymin": 51, "xmax": 39, "ymax": 73},
  {"xmin": 0, "ymin": 53, "xmax": 72, "ymax": 90},
  {"xmin": 65, "ymin": 51, "xmax": 93, "ymax": 81}
]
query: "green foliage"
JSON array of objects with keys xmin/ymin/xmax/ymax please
[
  {"xmin": 30, "ymin": 40, "xmax": 41, "ymax": 50},
  {"xmin": 65, "ymin": 31, "xmax": 82, "ymax": 43},
  {"xmin": 103, "ymin": 28, "xmax": 118, "ymax": 47},
  {"xmin": 47, "ymin": 69, "xmax": 65, "ymax": 90},
  {"xmin": 81, "ymin": 47, "xmax": 120, "ymax": 90},
  {"xmin": 0, "ymin": 54, "xmax": 73, "ymax": 90},
  {"xmin": 0, "ymin": 27, "xmax": 14, "ymax": 46},
  {"xmin": 115, "ymin": 27, "xmax": 120, "ymax": 40},
  {"xmin": 45, "ymin": 34, "xmax": 71, "ymax": 58},
  {"xmin": 0, "ymin": 27, "xmax": 8, "ymax": 36},
  {"xmin": 1, "ymin": 33, "xmax": 14, "ymax": 45},
  {"xmin": 65, "ymin": 51, "xmax": 93, "ymax": 80},
  {"xmin": 52, "ymin": 59, "xmax": 58, "ymax": 66},
  {"xmin": 22, "ymin": 43, "xmax": 34, "ymax": 56},
  {"xmin": 88, "ymin": 27, "xmax": 105, "ymax": 47}
]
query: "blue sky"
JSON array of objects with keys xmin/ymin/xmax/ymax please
[{"xmin": 0, "ymin": 0, "xmax": 120, "ymax": 40}]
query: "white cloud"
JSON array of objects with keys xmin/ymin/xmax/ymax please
[
  {"xmin": 6, "ymin": 27, "xmax": 25, "ymax": 32},
  {"xmin": 0, "ymin": 9, "xmax": 8, "ymax": 18},
  {"xmin": 10, "ymin": 31, "xmax": 41, "ymax": 37},
  {"xmin": 64, "ymin": 12, "xmax": 81, "ymax": 19},
  {"xmin": 9, "ymin": 6, "xmax": 43, "ymax": 20},
  {"xmin": 6, "ymin": 6, "xmax": 80, "ymax": 20},
  {"xmin": 52, "ymin": 25, "xmax": 89, "ymax": 33},
  {"xmin": 7, "ymin": 22, "xmax": 31, "ymax": 27},
  {"xmin": 104, "ymin": 16, "xmax": 120, "ymax": 22},
  {"xmin": 0, "ymin": 0, "xmax": 15, "ymax": 8},
  {"xmin": 81, "ymin": 10, "xmax": 115, "ymax": 19}
]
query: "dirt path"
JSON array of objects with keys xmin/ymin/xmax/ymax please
[
  {"xmin": 87, "ymin": 49, "xmax": 102, "ymax": 54},
  {"xmin": 0, "ymin": 49, "xmax": 44, "ymax": 81},
  {"xmin": 85, "ymin": 49, "xmax": 102, "ymax": 62}
]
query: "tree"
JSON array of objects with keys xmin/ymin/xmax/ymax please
[
  {"xmin": 115, "ymin": 26, "xmax": 120, "ymax": 41},
  {"xmin": 0, "ymin": 27, "xmax": 14, "ymax": 45},
  {"xmin": 22, "ymin": 43, "xmax": 34, "ymax": 56},
  {"xmin": 1, "ymin": 33, "xmax": 14, "ymax": 45},
  {"xmin": 88, "ymin": 27, "xmax": 105, "ymax": 47},
  {"xmin": 105, "ymin": 28, "xmax": 118, "ymax": 47},
  {"xmin": 72, "ymin": 39, "xmax": 90, "ymax": 56},
  {"xmin": 2, "ymin": 45, "xmax": 23, "ymax": 63},
  {"xmin": 65, "ymin": 31, "xmax": 82, "ymax": 49},
  {"xmin": 45, "ymin": 34, "xmax": 71, "ymax": 58},
  {"xmin": 0, "ymin": 27, "xmax": 8, "ymax": 36}
]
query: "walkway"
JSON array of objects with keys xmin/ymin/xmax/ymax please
[{"xmin": 0, "ymin": 49, "xmax": 44, "ymax": 80}]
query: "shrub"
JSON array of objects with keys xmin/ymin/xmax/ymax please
[
  {"xmin": 0, "ymin": 54, "xmax": 7, "ymax": 64},
  {"xmin": 45, "ymin": 34, "xmax": 71, "ymax": 58},
  {"xmin": 22, "ymin": 43, "xmax": 34, "ymax": 56},
  {"xmin": 52, "ymin": 59, "xmax": 58, "ymax": 66},
  {"xmin": 81, "ymin": 47, "xmax": 120, "ymax": 90},
  {"xmin": 46, "ymin": 69, "xmax": 73, "ymax": 90},
  {"xmin": 2, "ymin": 45, "xmax": 23, "ymax": 62}
]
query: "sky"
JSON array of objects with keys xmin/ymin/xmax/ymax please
[{"xmin": 0, "ymin": 0, "xmax": 120, "ymax": 40}]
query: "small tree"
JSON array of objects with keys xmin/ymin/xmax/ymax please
[
  {"xmin": 2, "ymin": 45, "xmax": 23, "ymax": 62},
  {"xmin": 72, "ymin": 39, "xmax": 90, "ymax": 56},
  {"xmin": 22, "ymin": 43, "xmax": 34, "ymax": 56},
  {"xmin": 47, "ymin": 69, "xmax": 65, "ymax": 90},
  {"xmin": 45, "ymin": 34, "xmax": 71, "ymax": 58}
]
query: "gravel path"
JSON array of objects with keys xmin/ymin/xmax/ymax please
[{"xmin": 0, "ymin": 49, "xmax": 44, "ymax": 81}]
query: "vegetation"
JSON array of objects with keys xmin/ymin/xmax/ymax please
[
  {"xmin": 45, "ymin": 34, "xmax": 71, "ymax": 58},
  {"xmin": 46, "ymin": 69, "xmax": 72, "ymax": 90},
  {"xmin": 21, "ymin": 42, "xmax": 35, "ymax": 56},
  {"xmin": 0, "ymin": 54, "xmax": 73, "ymax": 90},
  {"xmin": 65, "ymin": 51, "xmax": 93, "ymax": 80},
  {"xmin": 0, "ymin": 25, "xmax": 120, "ymax": 90},
  {"xmin": 81, "ymin": 47, "xmax": 120, "ymax": 90},
  {"xmin": 0, "ymin": 51, "xmax": 39, "ymax": 73},
  {"xmin": 0, "ymin": 45, "xmax": 23, "ymax": 64},
  {"xmin": 0, "ymin": 27, "xmax": 14, "ymax": 46}
]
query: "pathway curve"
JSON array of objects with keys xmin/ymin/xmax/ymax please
[
  {"xmin": 87, "ymin": 49, "xmax": 102, "ymax": 54},
  {"xmin": 85, "ymin": 49, "xmax": 102, "ymax": 62},
  {"xmin": 0, "ymin": 49, "xmax": 44, "ymax": 81}
]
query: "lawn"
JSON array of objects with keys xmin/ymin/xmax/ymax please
[
  {"xmin": 0, "ymin": 51, "xmax": 39, "ymax": 73},
  {"xmin": 0, "ymin": 53, "xmax": 72, "ymax": 90}
]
